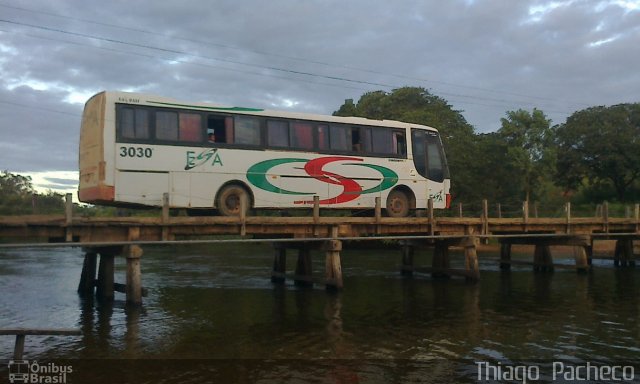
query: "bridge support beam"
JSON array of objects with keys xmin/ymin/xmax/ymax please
[
  {"xmin": 78, "ymin": 252, "xmax": 97, "ymax": 297},
  {"xmin": 499, "ymin": 243, "xmax": 511, "ymax": 270},
  {"xmin": 574, "ymin": 246, "xmax": 590, "ymax": 272},
  {"xmin": 295, "ymin": 248, "xmax": 313, "ymax": 287},
  {"xmin": 464, "ymin": 236, "xmax": 480, "ymax": 282},
  {"xmin": 96, "ymin": 252, "xmax": 115, "ymax": 302},
  {"xmin": 126, "ymin": 245, "xmax": 143, "ymax": 305},
  {"xmin": 614, "ymin": 239, "xmax": 635, "ymax": 267},
  {"xmin": 324, "ymin": 227, "xmax": 343, "ymax": 291},
  {"xmin": 271, "ymin": 244, "xmax": 287, "ymax": 284},
  {"xmin": 432, "ymin": 240, "xmax": 450, "ymax": 278},
  {"xmin": 400, "ymin": 240, "xmax": 414, "ymax": 276},
  {"xmin": 534, "ymin": 244, "xmax": 554, "ymax": 272}
]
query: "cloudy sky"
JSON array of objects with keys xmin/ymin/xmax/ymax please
[{"xmin": 0, "ymin": 0, "xmax": 638, "ymax": 196}]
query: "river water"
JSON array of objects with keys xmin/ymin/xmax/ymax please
[{"xmin": 1, "ymin": 243, "xmax": 639, "ymax": 383}]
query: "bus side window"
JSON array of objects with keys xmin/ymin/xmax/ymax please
[
  {"xmin": 351, "ymin": 127, "xmax": 361, "ymax": 152},
  {"xmin": 156, "ymin": 111, "xmax": 179, "ymax": 141},
  {"xmin": 360, "ymin": 127, "xmax": 372, "ymax": 153},
  {"xmin": 179, "ymin": 113, "xmax": 202, "ymax": 142},
  {"xmin": 208, "ymin": 115, "xmax": 230, "ymax": 144},
  {"xmin": 317, "ymin": 125, "xmax": 329, "ymax": 150},
  {"xmin": 291, "ymin": 122, "xmax": 313, "ymax": 149},
  {"xmin": 394, "ymin": 132, "xmax": 406, "ymax": 156},
  {"xmin": 372, "ymin": 127, "xmax": 392, "ymax": 154},
  {"xmin": 120, "ymin": 107, "xmax": 149, "ymax": 140},
  {"xmin": 330, "ymin": 125, "xmax": 349, "ymax": 151},
  {"xmin": 234, "ymin": 116, "xmax": 261, "ymax": 146},
  {"xmin": 267, "ymin": 120, "xmax": 289, "ymax": 147}
]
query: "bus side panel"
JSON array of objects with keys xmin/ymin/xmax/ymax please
[
  {"xmin": 171, "ymin": 172, "xmax": 191, "ymax": 207},
  {"xmin": 114, "ymin": 172, "xmax": 169, "ymax": 206}
]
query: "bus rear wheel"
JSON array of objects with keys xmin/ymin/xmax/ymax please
[
  {"xmin": 386, "ymin": 190, "xmax": 410, "ymax": 218},
  {"xmin": 217, "ymin": 185, "xmax": 250, "ymax": 217}
]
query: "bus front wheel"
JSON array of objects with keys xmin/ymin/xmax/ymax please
[
  {"xmin": 386, "ymin": 190, "xmax": 410, "ymax": 218},
  {"xmin": 217, "ymin": 185, "xmax": 250, "ymax": 217}
]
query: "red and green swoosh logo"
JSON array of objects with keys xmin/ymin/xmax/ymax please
[{"xmin": 246, "ymin": 156, "xmax": 398, "ymax": 205}]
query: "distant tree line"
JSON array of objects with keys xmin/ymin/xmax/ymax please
[
  {"xmin": 0, "ymin": 171, "xmax": 119, "ymax": 216},
  {"xmin": 334, "ymin": 87, "xmax": 640, "ymax": 210},
  {"xmin": 0, "ymin": 171, "xmax": 66, "ymax": 215}
]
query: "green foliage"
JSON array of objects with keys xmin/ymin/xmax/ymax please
[
  {"xmin": 555, "ymin": 103, "xmax": 640, "ymax": 202},
  {"xmin": 498, "ymin": 108, "xmax": 556, "ymax": 202},
  {"xmin": 0, "ymin": 170, "xmax": 65, "ymax": 214}
]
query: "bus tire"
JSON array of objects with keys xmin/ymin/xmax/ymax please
[
  {"xmin": 386, "ymin": 189, "xmax": 411, "ymax": 218},
  {"xmin": 217, "ymin": 184, "xmax": 250, "ymax": 217}
]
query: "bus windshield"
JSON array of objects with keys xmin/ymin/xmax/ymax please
[{"xmin": 411, "ymin": 129, "xmax": 450, "ymax": 182}]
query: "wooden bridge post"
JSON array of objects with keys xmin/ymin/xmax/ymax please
[
  {"xmin": 313, "ymin": 196, "xmax": 320, "ymax": 223},
  {"xmin": 65, "ymin": 193, "xmax": 73, "ymax": 242},
  {"xmin": 614, "ymin": 239, "xmax": 635, "ymax": 267},
  {"xmin": 313, "ymin": 196, "xmax": 320, "ymax": 236},
  {"xmin": 295, "ymin": 247, "xmax": 313, "ymax": 287},
  {"xmin": 464, "ymin": 228, "xmax": 479, "ymax": 282},
  {"xmin": 324, "ymin": 226, "xmax": 343, "ymax": 290},
  {"xmin": 523, "ymin": 201, "xmax": 529, "ymax": 232},
  {"xmin": 78, "ymin": 251, "xmax": 97, "ymax": 297},
  {"xmin": 573, "ymin": 236, "xmax": 591, "ymax": 272},
  {"xmin": 565, "ymin": 202, "xmax": 572, "ymax": 234},
  {"xmin": 481, "ymin": 199, "xmax": 489, "ymax": 244},
  {"xmin": 432, "ymin": 240, "xmax": 450, "ymax": 278},
  {"xmin": 125, "ymin": 227, "xmax": 143, "ymax": 305},
  {"xmin": 534, "ymin": 244, "xmax": 553, "ymax": 272},
  {"xmin": 162, "ymin": 192, "xmax": 170, "ymax": 241},
  {"xmin": 374, "ymin": 197, "xmax": 381, "ymax": 222},
  {"xmin": 162, "ymin": 192, "xmax": 170, "ymax": 223},
  {"xmin": 96, "ymin": 251, "xmax": 115, "ymax": 302},
  {"xmin": 574, "ymin": 246, "xmax": 590, "ymax": 272},
  {"xmin": 400, "ymin": 240, "xmax": 414, "ymax": 276},
  {"xmin": 499, "ymin": 242, "xmax": 511, "ymax": 270},
  {"xmin": 126, "ymin": 245, "xmax": 143, "ymax": 305},
  {"xmin": 271, "ymin": 244, "xmax": 287, "ymax": 284},
  {"xmin": 635, "ymin": 203, "xmax": 639, "ymax": 233},
  {"xmin": 239, "ymin": 195, "xmax": 247, "ymax": 236}
]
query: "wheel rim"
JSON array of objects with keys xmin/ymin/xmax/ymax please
[
  {"xmin": 387, "ymin": 191, "xmax": 409, "ymax": 217},
  {"xmin": 218, "ymin": 185, "xmax": 249, "ymax": 216},
  {"xmin": 224, "ymin": 194, "xmax": 240, "ymax": 214}
]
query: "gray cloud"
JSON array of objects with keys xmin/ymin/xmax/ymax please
[{"xmin": 1, "ymin": 0, "xmax": 638, "ymax": 178}]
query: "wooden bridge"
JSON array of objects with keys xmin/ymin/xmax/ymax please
[{"xmin": 1, "ymin": 195, "xmax": 638, "ymax": 306}]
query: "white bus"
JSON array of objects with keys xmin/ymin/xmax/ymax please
[{"xmin": 79, "ymin": 91, "xmax": 450, "ymax": 217}]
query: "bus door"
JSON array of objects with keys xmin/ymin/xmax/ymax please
[{"xmin": 411, "ymin": 129, "xmax": 450, "ymax": 208}]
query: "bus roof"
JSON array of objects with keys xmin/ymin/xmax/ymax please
[{"xmin": 99, "ymin": 91, "xmax": 439, "ymax": 132}]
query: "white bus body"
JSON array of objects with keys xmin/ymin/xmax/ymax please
[{"xmin": 79, "ymin": 91, "xmax": 450, "ymax": 217}]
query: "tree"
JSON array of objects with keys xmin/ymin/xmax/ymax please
[
  {"xmin": 333, "ymin": 87, "xmax": 478, "ymax": 201},
  {"xmin": 555, "ymin": 104, "xmax": 640, "ymax": 202},
  {"xmin": 0, "ymin": 171, "xmax": 65, "ymax": 214},
  {"xmin": 498, "ymin": 109, "xmax": 555, "ymax": 202}
]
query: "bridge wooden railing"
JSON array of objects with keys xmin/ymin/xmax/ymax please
[{"xmin": 0, "ymin": 328, "xmax": 81, "ymax": 359}]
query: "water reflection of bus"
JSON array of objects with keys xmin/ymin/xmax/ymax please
[
  {"xmin": 8, "ymin": 360, "xmax": 29, "ymax": 383},
  {"xmin": 79, "ymin": 91, "xmax": 450, "ymax": 217}
]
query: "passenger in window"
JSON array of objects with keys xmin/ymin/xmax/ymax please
[{"xmin": 208, "ymin": 133, "xmax": 216, "ymax": 143}]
